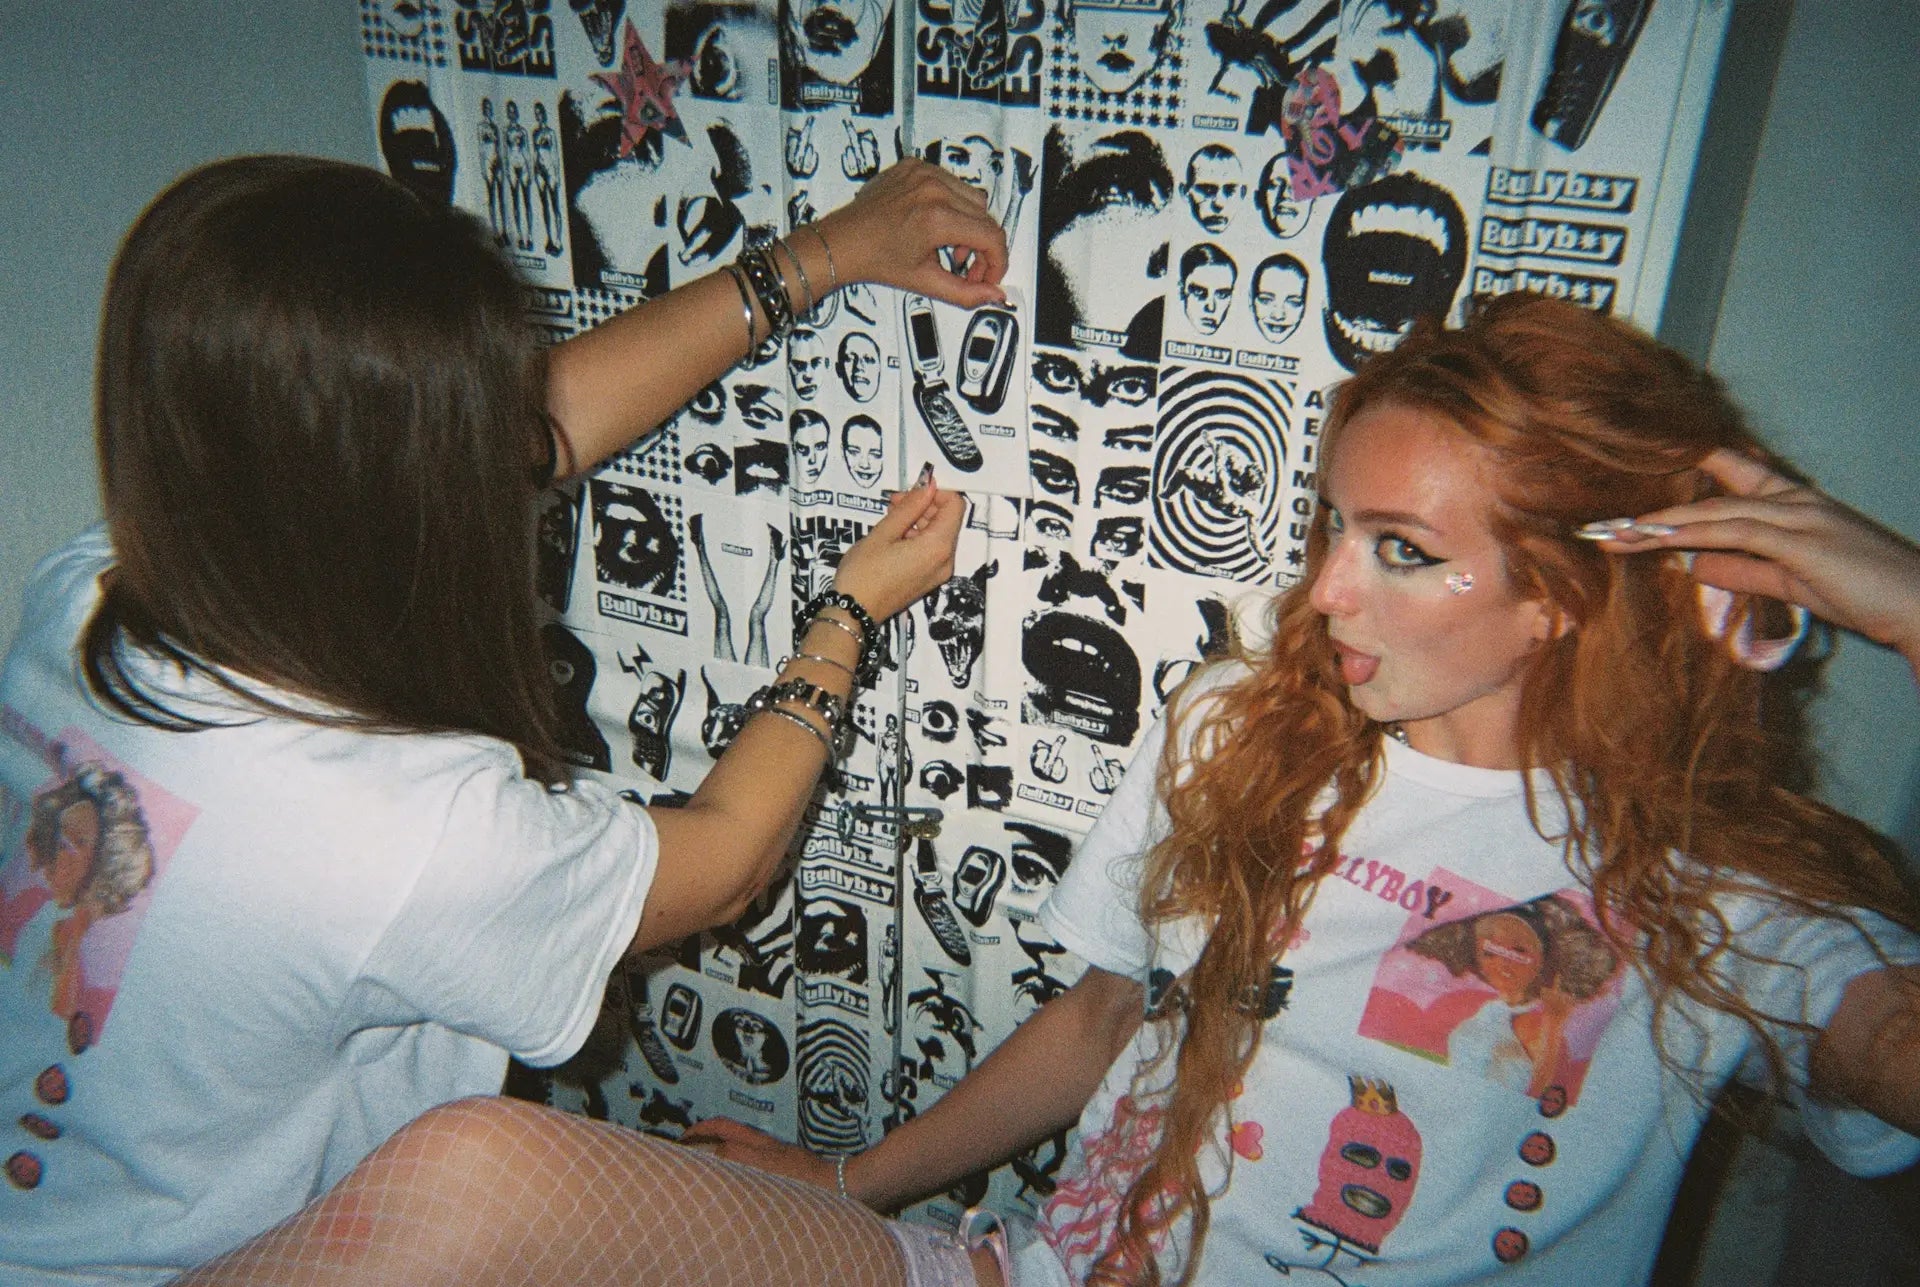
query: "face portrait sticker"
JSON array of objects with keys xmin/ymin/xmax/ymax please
[{"xmin": 1249, "ymin": 253, "xmax": 1309, "ymax": 346}]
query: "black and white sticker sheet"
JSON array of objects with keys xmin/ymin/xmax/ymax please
[{"xmin": 360, "ymin": 0, "xmax": 1726, "ymax": 1230}]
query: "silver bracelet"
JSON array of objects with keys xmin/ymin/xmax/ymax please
[
  {"xmin": 753, "ymin": 703, "xmax": 834, "ymax": 754},
  {"xmin": 722, "ymin": 263, "xmax": 757, "ymax": 350},
  {"xmin": 806, "ymin": 613, "xmax": 866, "ymax": 653},
  {"xmin": 834, "ymin": 1152, "xmax": 851, "ymax": 1201},
  {"xmin": 776, "ymin": 237, "xmax": 814, "ymax": 316},
  {"xmin": 780, "ymin": 651, "xmax": 856, "ymax": 678},
  {"xmin": 802, "ymin": 223, "xmax": 838, "ymax": 294}
]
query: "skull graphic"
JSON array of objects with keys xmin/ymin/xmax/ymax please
[{"xmin": 922, "ymin": 560, "xmax": 996, "ymax": 689}]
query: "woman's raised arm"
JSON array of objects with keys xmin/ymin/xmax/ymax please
[
  {"xmin": 1590, "ymin": 449, "xmax": 1920, "ymax": 677},
  {"xmin": 545, "ymin": 159, "xmax": 1009, "ymax": 478}
]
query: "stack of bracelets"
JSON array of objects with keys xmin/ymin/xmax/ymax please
[
  {"xmin": 723, "ymin": 224, "xmax": 838, "ymax": 350},
  {"xmin": 743, "ymin": 588, "xmax": 880, "ymax": 760}
]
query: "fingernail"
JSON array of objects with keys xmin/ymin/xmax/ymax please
[
  {"xmin": 1629, "ymin": 522, "xmax": 1675, "ymax": 536},
  {"xmin": 917, "ymin": 462, "xmax": 935, "ymax": 489},
  {"xmin": 1576, "ymin": 518, "xmax": 1637, "ymax": 535},
  {"xmin": 1572, "ymin": 527, "xmax": 1622, "ymax": 542}
]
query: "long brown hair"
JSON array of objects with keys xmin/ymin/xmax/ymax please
[
  {"xmin": 1098, "ymin": 293, "xmax": 1918, "ymax": 1284},
  {"xmin": 83, "ymin": 155, "xmax": 565, "ymax": 781}
]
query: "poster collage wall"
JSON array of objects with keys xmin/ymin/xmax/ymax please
[{"xmin": 358, "ymin": 0, "xmax": 1727, "ymax": 1228}]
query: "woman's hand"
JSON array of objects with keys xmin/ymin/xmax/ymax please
[
  {"xmin": 680, "ymin": 1117, "xmax": 843, "ymax": 1192},
  {"xmin": 831, "ymin": 477, "xmax": 966, "ymax": 622},
  {"xmin": 1595, "ymin": 450, "xmax": 1920, "ymax": 668},
  {"xmin": 812, "ymin": 159, "xmax": 1008, "ymax": 310}
]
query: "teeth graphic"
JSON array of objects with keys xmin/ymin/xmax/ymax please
[
  {"xmin": 392, "ymin": 105, "xmax": 436, "ymax": 133},
  {"xmin": 1348, "ymin": 201, "xmax": 1451, "ymax": 254},
  {"xmin": 1329, "ymin": 309, "xmax": 1409, "ymax": 355}
]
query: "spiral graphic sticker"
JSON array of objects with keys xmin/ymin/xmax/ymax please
[
  {"xmin": 796, "ymin": 1016, "xmax": 871, "ymax": 1155},
  {"xmin": 1147, "ymin": 367, "xmax": 1290, "ymax": 582}
]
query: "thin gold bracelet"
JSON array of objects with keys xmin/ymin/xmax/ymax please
[
  {"xmin": 780, "ymin": 651, "xmax": 856, "ymax": 678},
  {"xmin": 806, "ymin": 614, "xmax": 865, "ymax": 653}
]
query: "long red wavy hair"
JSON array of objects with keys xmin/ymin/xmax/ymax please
[{"xmin": 1093, "ymin": 293, "xmax": 1918, "ymax": 1284}]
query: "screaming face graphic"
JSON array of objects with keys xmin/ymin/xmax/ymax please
[
  {"xmin": 1320, "ymin": 172, "xmax": 1468, "ymax": 371},
  {"xmin": 378, "ymin": 80, "xmax": 456, "ymax": 206}
]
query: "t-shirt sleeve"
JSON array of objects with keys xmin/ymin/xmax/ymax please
[
  {"xmin": 353, "ymin": 764, "xmax": 658, "ymax": 1068},
  {"xmin": 1721, "ymin": 897, "xmax": 1920, "ymax": 1176},
  {"xmin": 1040, "ymin": 664, "xmax": 1249, "ymax": 981},
  {"xmin": 1038, "ymin": 715, "xmax": 1167, "ymax": 981}
]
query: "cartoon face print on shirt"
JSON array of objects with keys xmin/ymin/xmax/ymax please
[
  {"xmin": 2, "ymin": 728, "xmax": 194, "ymax": 1076},
  {"xmin": 1358, "ymin": 874, "xmax": 1625, "ymax": 1108},
  {"xmin": 1288, "ymin": 1076, "xmax": 1423, "ymax": 1259}
]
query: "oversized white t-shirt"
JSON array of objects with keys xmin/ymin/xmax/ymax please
[
  {"xmin": 0, "ymin": 529, "xmax": 657, "ymax": 1283},
  {"xmin": 1024, "ymin": 665, "xmax": 1920, "ymax": 1286}
]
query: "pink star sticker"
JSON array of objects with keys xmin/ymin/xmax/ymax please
[{"xmin": 592, "ymin": 19, "xmax": 689, "ymax": 158}]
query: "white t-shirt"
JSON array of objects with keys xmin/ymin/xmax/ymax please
[
  {"xmin": 1025, "ymin": 664, "xmax": 1920, "ymax": 1286},
  {"xmin": 0, "ymin": 529, "xmax": 657, "ymax": 1283}
]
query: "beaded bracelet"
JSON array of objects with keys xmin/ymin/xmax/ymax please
[
  {"xmin": 801, "ymin": 224, "xmax": 838, "ymax": 295},
  {"xmin": 722, "ymin": 263, "xmax": 757, "ymax": 350},
  {"xmin": 800, "ymin": 588, "xmax": 880, "ymax": 682},
  {"xmin": 834, "ymin": 1153, "xmax": 852, "ymax": 1201}
]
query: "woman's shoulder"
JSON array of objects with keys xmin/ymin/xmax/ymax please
[{"xmin": 18, "ymin": 524, "xmax": 113, "ymax": 628}]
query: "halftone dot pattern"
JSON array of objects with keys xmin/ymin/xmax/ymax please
[
  {"xmin": 1044, "ymin": 17, "xmax": 1183, "ymax": 128},
  {"xmin": 173, "ymin": 1096, "xmax": 962, "ymax": 1287},
  {"xmin": 573, "ymin": 286, "xmax": 644, "ymax": 331},
  {"xmin": 602, "ymin": 424, "xmax": 683, "ymax": 488},
  {"xmin": 359, "ymin": 0, "xmax": 448, "ymax": 66}
]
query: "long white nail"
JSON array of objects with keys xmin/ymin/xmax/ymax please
[{"xmin": 1629, "ymin": 522, "xmax": 1675, "ymax": 536}]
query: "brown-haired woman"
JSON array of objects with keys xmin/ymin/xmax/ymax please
[
  {"xmin": 673, "ymin": 293, "xmax": 1919, "ymax": 1287},
  {"xmin": 0, "ymin": 153, "xmax": 1005, "ymax": 1283}
]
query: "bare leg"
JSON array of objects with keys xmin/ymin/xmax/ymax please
[
  {"xmin": 690, "ymin": 513, "xmax": 737, "ymax": 661},
  {"xmin": 175, "ymin": 1096, "xmax": 992, "ymax": 1286},
  {"xmin": 744, "ymin": 525, "xmax": 786, "ymax": 668}
]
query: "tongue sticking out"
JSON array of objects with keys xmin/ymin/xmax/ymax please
[{"xmin": 1334, "ymin": 645, "xmax": 1379, "ymax": 686}]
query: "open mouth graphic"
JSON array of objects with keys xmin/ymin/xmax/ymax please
[{"xmin": 1320, "ymin": 173, "xmax": 1467, "ymax": 371}]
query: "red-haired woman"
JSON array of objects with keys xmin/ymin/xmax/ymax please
[{"xmin": 168, "ymin": 295, "xmax": 1920, "ymax": 1287}]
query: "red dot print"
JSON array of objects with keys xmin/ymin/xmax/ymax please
[
  {"xmin": 1493, "ymin": 1227, "xmax": 1529, "ymax": 1263},
  {"xmin": 1518, "ymin": 1131, "xmax": 1555, "ymax": 1166},
  {"xmin": 18, "ymin": 1114, "xmax": 59, "ymax": 1142},
  {"xmin": 6, "ymin": 1151, "xmax": 42, "ymax": 1190},
  {"xmin": 34, "ymin": 1067, "xmax": 69, "ymax": 1106},
  {"xmin": 1504, "ymin": 1180, "xmax": 1542, "ymax": 1212}
]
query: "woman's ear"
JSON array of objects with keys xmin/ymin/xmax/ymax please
[{"xmin": 1528, "ymin": 597, "xmax": 1572, "ymax": 643}]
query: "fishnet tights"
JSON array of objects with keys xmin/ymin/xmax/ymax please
[{"xmin": 173, "ymin": 1096, "xmax": 930, "ymax": 1286}]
